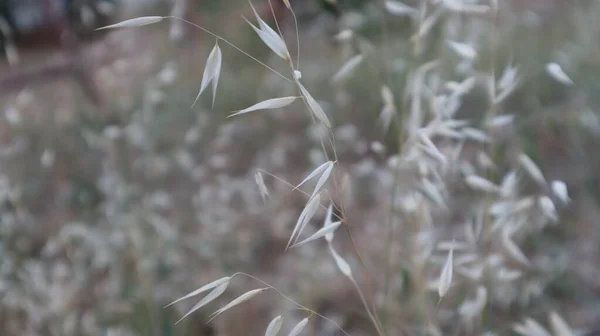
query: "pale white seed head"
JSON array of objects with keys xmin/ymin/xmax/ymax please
[{"xmin": 551, "ymin": 180, "xmax": 570, "ymax": 204}]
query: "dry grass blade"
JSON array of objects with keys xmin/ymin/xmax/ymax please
[
  {"xmin": 309, "ymin": 161, "xmax": 335, "ymax": 199},
  {"xmin": 414, "ymin": 7, "xmax": 443, "ymax": 40},
  {"xmin": 265, "ymin": 314, "xmax": 284, "ymax": 336},
  {"xmin": 438, "ymin": 246, "xmax": 453, "ymax": 299},
  {"xmin": 287, "ymin": 194, "xmax": 321, "ymax": 249},
  {"xmin": 447, "ymin": 41, "xmax": 477, "ymax": 60},
  {"xmin": 551, "ymin": 180, "xmax": 570, "ymax": 204},
  {"xmin": 245, "ymin": 19, "xmax": 289, "ymax": 60},
  {"xmin": 418, "ymin": 132, "xmax": 446, "ymax": 164},
  {"xmin": 546, "ymin": 63, "xmax": 574, "ymax": 86},
  {"xmin": 538, "ymin": 196, "xmax": 558, "ymax": 221},
  {"xmin": 524, "ymin": 318, "xmax": 552, "ymax": 336},
  {"xmin": 420, "ymin": 179, "xmax": 446, "ymax": 208},
  {"xmin": 208, "ymin": 288, "xmax": 269, "ymax": 322},
  {"xmin": 465, "ymin": 175, "xmax": 500, "ymax": 193},
  {"xmin": 519, "ymin": 154, "xmax": 546, "ymax": 185},
  {"xmin": 294, "ymin": 161, "xmax": 334, "ymax": 191},
  {"xmin": 548, "ymin": 311, "xmax": 575, "ymax": 336},
  {"xmin": 443, "ymin": 0, "xmax": 490, "ymax": 14},
  {"xmin": 229, "ymin": 97, "xmax": 297, "ymax": 117},
  {"xmin": 335, "ymin": 30, "xmax": 354, "ymax": 42},
  {"xmin": 165, "ymin": 276, "xmax": 230, "ymax": 307},
  {"xmin": 323, "ymin": 204, "xmax": 335, "ymax": 243},
  {"xmin": 297, "ymin": 81, "xmax": 332, "ymax": 128},
  {"xmin": 513, "ymin": 322, "xmax": 536, "ymax": 336},
  {"xmin": 384, "ymin": 1, "xmax": 418, "ymax": 16},
  {"xmin": 333, "ymin": 55, "xmax": 364, "ymax": 83},
  {"xmin": 501, "ymin": 171, "xmax": 518, "ymax": 197},
  {"xmin": 379, "ymin": 85, "xmax": 396, "ymax": 132},
  {"xmin": 328, "ymin": 244, "xmax": 353, "ymax": 278},
  {"xmin": 502, "ymin": 231, "xmax": 530, "ymax": 266},
  {"xmin": 96, "ymin": 16, "xmax": 163, "ymax": 30},
  {"xmin": 255, "ymin": 172, "xmax": 269, "ymax": 202},
  {"xmin": 292, "ymin": 221, "xmax": 341, "ymax": 248},
  {"xmin": 486, "ymin": 114, "xmax": 515, "ymax": 128},
  {"xmin": 462, "ymin": 128, "xmax": 489, "ymax": 143},
  {"xmin": 246, "ymin": 1, "xmax": 290, "ymax": 60},
  {"xmin": 175, "ymin": 281, "xmax": 228, "ymax": 324},
  {"xmin": 288, "ymin": 317, "xmax": 309, "ymax": 336},
  {"xmin": 193, "ymin": 41, "xmax": 222, "ymax": 108}
]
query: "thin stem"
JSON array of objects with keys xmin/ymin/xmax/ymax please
[
  {"xmin": 165, "ymin": 16, "xmax": 293, "ymax": 83},
  {"xmin": 291, "ymin": 10, "xmax": 300, "ymax": 69},
  {"xmin": 233, "ymin": 272, "xmax": 352, "ymax": 336},
  {"xmin": 258, "ymin": 4, "xmax": 383, "ymax": 334},
  {"xmin": 350, "ymin": 277, "xmax": 386, "ymax": 336}
]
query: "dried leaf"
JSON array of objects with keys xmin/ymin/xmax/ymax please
[
  {"xmin": 332, "ymin": 55, "xmax": 364, "ymax": 83},
  {"xmin": 229, "ymin": 97, "xmax": 297, "ymax": 117},
  {"xmin": 438, "ymin": 246, "xmax": 454, "ymax": 298},
  {"xmin": 166, "ymin": 276, "xmax": 230, "ymax": 307},
  {"xmin": 193, "ymin": 41, "xmax": 222, "ymax": 108},
  {"xmin": 546, "ymin": 63, "xmax": 573, "ymax": 86},
  {"xmin": 297, "ymin": 81, "xmax": 331, "ymax": 128},
  {"xmin": 288, "ymin": 317, "xmax": 309, "ymax": 336},
  {"xmin": 208, "ymin": 288, "xmax": 269, "ymax": 322},
  {"xmin": 265, "ymin": 314, "xmax": 285, "ymax": 336},
  {"xmin": 96, "ymin": 16, "xmax": 163, "ymax": 30},
  {"xmin": 175, "ymin": 281, "xmax": 228, "ymax": 324},
  {"xmin": 293, "ymin": 221, "xmax": 341, "ymax": 248}
]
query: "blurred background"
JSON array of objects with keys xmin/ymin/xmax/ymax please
[{"xmin": 0, "ymin": 0, "xmax": 599, "ymax": 335}]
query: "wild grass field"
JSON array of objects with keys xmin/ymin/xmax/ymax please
[{"xmin": 0, "ymin": 0, "xmax": 599, "ymax": 335}]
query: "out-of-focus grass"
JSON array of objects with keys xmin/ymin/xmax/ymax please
[{"xmin": 1, "ymin": 0, "xmax": 600, "ymax": 335}]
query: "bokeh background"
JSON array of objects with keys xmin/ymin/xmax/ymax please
[{"xmin": 1, "ymin": 0, "xmax": 599, "ymax": 335}]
